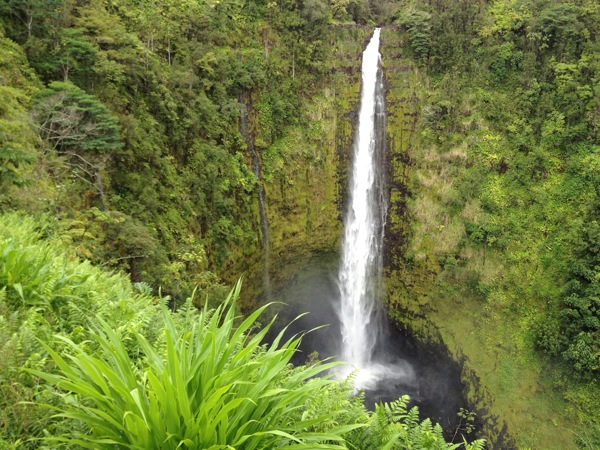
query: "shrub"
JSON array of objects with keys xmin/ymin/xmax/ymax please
[{"xmin": 31, "ymin": 282, "xmax": 361, "ymax": 449}]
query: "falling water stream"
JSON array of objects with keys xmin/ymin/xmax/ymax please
[
  {"xmin": 338, "ymin": 28, "xmax": 384, "ymax": 369},
  {"xmin": 239, "ymin": 90, "xmax": 271, "ymax": 298},
  {"xmin": 336, "ymin": 28, "xmax": 414, "ymax": 390}
]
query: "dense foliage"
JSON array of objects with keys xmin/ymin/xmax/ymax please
[
  {"xmin": 394, "ymin": 0, "xmax": 599, "ymax": 378},
  {"xmin": 385, "ymin": 0, "xmax": 598, "ymax": 446},
  {"xmin": 0, "ymin": 0, "xmax": 355, "ymax": 301},
  {"xmin": 0, "ymin": 213, "xmax": 164, "ymax": 446},
  {"xmin": 0, "ymin": 214, "xmax": 485, "ymax": 448}
]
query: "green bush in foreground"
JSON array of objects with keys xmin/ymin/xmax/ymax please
[
  {"xmin": 32, "ymin": 282, "xmax": 359, "ymax": 449},
  {"xmin": 0, "ymin": 213, "xmax": 163, "ymax": 445}
]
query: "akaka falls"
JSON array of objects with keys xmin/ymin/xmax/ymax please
[
  {"xmin": 336, "ymin": 27, "xmax": 413, "ymax": 389},
  {"xmin": 268, "ymin": 28, "xmax": 469, "ymax": 431}
]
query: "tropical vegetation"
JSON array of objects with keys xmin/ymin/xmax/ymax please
[{"xmin": 0, "ymin": 214, "xmax": 484, "ymax": 448}]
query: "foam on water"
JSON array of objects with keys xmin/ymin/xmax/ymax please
[{"xmin": 335, "ymin": 360, "xmax": 417, "ymax": 391}]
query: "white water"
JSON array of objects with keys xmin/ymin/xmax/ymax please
[{"xmin": 337, "ymin": 28, "xmax": 393, "ymax": 389}]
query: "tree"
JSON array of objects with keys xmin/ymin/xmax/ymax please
[
  {"xmin": 398, "ymin": 9, "xmax": 432, "ymax": 64},
  {"xmin": 30, "ymin": 81, "xmax": 122, "ymax": 208},
  {"xmin": 0, "ymin": 0, "xmax": 62, "ymax": 41},
  {"xmin": 54, "ymin": 27, "xmax": 97, "ymax": 82},
  {"xmin": 30, "ymin": 81, "xmax": 121, "ymax": 155}
]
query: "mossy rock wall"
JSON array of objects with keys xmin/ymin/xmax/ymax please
[
  {"xmin": 234, "ymin": 27, "xmax": 372, "ymax": 306},
  {"xmin": 380, "ymin": 28, "xmax": 580, "ymax": 449}
]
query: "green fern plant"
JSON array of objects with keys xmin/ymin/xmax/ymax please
[
  {"xmin": 0, "ymin": 213, "xmax": 163, "ymax": 446},
  {"xmin": 348, "ymin": 396, "xmax": 485, "ymax": 450}
]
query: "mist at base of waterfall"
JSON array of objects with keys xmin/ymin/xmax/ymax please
[
  {"xmin": 265, "ymin": 253, "xmax": 470, "ymax": 435},
  {"xmin": 333, "ymin": 359, "xmax": 416, "ymax": 391}
]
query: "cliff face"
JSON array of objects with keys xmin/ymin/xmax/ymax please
[
  {"xmin": 379, "ymin": 28, "xmax": 515, "ymax": 447},
  {"xmin": 379, "ymin": 16, "xmax": 598, "ymax": 446},
  {"xmin": 234, "ymin": 27, "xmax": 372, "ymax": 306}
]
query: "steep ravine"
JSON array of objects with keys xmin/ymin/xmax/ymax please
[
  {"xmin": 238, "ymin": 25, "xmax": 483, "ymax": 443},
  {"xmin": 237, "ymin": 26, "xmax": 501, "ymax": 445}
]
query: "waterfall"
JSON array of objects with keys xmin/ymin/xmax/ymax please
[
  {"xmin": 337, "ymin": 28, "xmax": 388, "ymax": 385},
  {"xmin": 239, "ymin": 90, "xmax": 271, "ymax": 297}
]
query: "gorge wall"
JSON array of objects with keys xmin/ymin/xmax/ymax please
[
  {"xmin": 377, "ymin": 20, "xmax": 598, "ymax": 448},
  {"xmin": 234, "ymin": 27, "xmax": 372, "ymax": 306}
]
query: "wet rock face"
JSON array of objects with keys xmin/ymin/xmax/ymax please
[{"xmin": 264, "ymin": 253, "xmax": 478, "ymax": 442}]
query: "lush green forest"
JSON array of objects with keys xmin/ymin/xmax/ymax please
[{"xmin": 0, "ymin": 0, "xmax": 598, "ymax": 448}]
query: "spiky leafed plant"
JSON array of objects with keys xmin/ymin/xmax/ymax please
[{"xmin": 31, "ymin": 281, "xmax": 363, "ymax": 449}]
